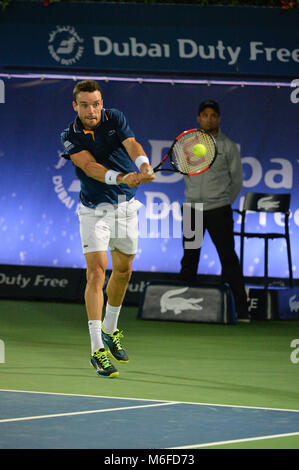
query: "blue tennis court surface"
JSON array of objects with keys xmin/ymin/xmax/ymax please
[{"xmin": 0, "ymin": 390, "xmax": 298, "ymax": 449}]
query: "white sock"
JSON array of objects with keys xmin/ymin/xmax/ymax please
[
  {"xmin": 103, "ymin": 303, "xmax": 121, "ymax": 334},
  {"xmin": 88, "ymin": 320, "xmax": 104, "ymax": 354}
]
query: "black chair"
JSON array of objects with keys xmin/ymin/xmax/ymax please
[{"xmin": 233, "ymin": 192, "xmax": 293, "ymax": 288}]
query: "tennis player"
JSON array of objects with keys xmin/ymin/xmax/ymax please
[{"xmin": 61, "ymin": 80, "xmax": 155, "ymax": 378}]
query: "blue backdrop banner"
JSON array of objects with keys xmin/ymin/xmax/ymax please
[
  {"xmin": 0, "ymin": 77, "xmax": 298, "ymax": 280},
  {"xmin": 0, "ymin": 3, "xmax": 298, "ymax": 77}
]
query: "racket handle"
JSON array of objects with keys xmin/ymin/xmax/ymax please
[{"xmin": 147, "ymin": 168, "xmax": 154, "ymax": 175}]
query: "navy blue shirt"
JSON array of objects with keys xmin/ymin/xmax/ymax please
[{"xmin": 61, "ymin": 108, "xmax": 137, "ymax": 207}]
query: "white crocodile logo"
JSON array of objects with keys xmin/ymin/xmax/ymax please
[
  {"xmin": 289, "ymin": 295, "xmax": 299, "ymax": 313},
  {"xmin": 257, "ymin": 196, "xmax": 280, "ymax": 211},
  {"xmin": 160, "ymin": 287, "xmax": 203, "ymax": 315}
]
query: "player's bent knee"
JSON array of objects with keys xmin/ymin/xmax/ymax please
[
  {"xmin": 113, "ymin": 268, "xmax": 132, "ymax": 283},
  {"xmin": 87, "ymin": 265, "xmax": 106, "ymax": 286}
]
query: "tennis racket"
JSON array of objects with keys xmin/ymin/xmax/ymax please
[{"xmin": 148, "ymin": 128, "xmax": 217, "ymax": 176}]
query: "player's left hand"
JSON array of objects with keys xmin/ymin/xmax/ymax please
[{"xmin": 121, "ymin": 172, "xmax": 141, "ymax": 187}]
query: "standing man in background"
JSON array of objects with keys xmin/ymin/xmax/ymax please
[
  {"xmin": 61, "ymin": 80, "xmax": 154, "ymax": 378},
  {"xmin": 179, "ymin": 100, "xmax": 250, "ymax": 322}
]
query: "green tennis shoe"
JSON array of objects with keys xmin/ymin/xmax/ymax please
[
  {"xmin": 90, "ymin": 348, "xmax": 119, "ymax": 378},
  {"xmin": 102, "ymin": 327, "xmax": 129, "ymax": 363}
]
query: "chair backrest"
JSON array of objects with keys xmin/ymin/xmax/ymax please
[{"xmin": 242, "ymin": 192, "xmax": 290, "ymax": 213}]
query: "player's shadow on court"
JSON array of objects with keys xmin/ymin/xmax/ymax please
[
  {"xmin": 2, "ymin": 368, "xmax": 298, "ymax": 403},
  {"xmin": 122, "ymin": 370, "xmax": 299, "ymax": 401}
]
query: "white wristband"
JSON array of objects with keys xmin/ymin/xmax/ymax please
[
  {"xmin": 105, "ymin": 170, "xmax": 121, "ymax": 185},
  {"xmin": 135, "ymin": 155, "xmax": 149, "ymax": 170}
]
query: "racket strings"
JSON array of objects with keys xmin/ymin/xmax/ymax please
[{"xmin": 172, "ymin": 131, "xmax": 216, "ymax": 174}]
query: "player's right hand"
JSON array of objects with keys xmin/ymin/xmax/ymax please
[
  {"xmin": 119, "ymin": 172, "xmax": 141, "ymax": 187},
  {"xmin": 138, "ymin": 163, "xmax": 156, "ymax": 184}
]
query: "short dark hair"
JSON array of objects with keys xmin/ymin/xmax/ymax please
[
  {"xmin": 73, "ymin": 80, "xmax": 103, "ymax": 102},
  {"xmin": 198, "ymin": 99, "xmax": 220, "ymax": 116}
]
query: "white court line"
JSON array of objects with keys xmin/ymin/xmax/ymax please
[
  {"xmin": 0, "ymin": 401, "xmax": 178, "ymax": 424},
  {"xmin": 169, "ymin": 431, "xmax": 299, "ymax": 449},
  {"xmin": 0, "ymin": 388, "xmax": 166, "ymax": 403},
  {"xmin": 1, "ymin": 389, "xmax": 299, "ymax": 413}
]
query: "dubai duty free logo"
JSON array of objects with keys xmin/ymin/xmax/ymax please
[
  {"xmin": 52, "ymin": 150, "xmax": 81, "ymax": 212},
  {"xmin": 48, "ymin": 25, "xmax": 84, "ymax": 65}
]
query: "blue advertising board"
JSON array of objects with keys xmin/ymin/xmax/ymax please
[
  {"xmin": 0, "ymin": 2, "xmax": 298, "ymax": 77},
  {"xmin": 0, "ymin": 75, "xmax": 298, "ymax": 281}
]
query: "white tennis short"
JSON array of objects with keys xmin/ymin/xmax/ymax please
[{"xmin": 78, "ymin": 198, "xmax": 143, "ymax": 255}]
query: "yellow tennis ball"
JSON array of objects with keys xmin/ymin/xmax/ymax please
[{"xmin": 192, "ymin": 144, "xmax": 207, "ymax": 157}]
